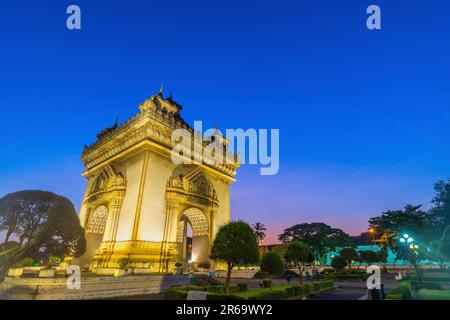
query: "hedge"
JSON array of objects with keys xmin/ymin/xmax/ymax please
[
  {"xmin": 165, "ymin": 281, "xmax": 335, "ymax": 300},
  {"xmin": 410, "ymin": 275, "xmax": 450, "ymax": 283},
  {"xmin": 385, "ymin": 281, "xmax": 412, "ymax": 300},
  {"xmin": 164, "ymin": 285, "xmax": 240, "ymax": 300},
  {"xmin": 415, "ymin": 289, "xmax": 450, "ymax": 300},
  {"xmin": 327, "ymin": 273, "xmax": 369, "ymax": 281}
]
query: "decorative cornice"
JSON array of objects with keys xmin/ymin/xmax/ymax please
[{"xmin": 81, "ymin": 94, "xmax": 240, "ymax": 178}]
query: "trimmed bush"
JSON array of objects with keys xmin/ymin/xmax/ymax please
[
  {"xmin": 413, "ymin": 282, "xmax": 443, "ymax": 291},
  {"xmin": 327, "ymin": 273, "xmax": 368, "ymax": 281},
  {"xmin": 237, "ymin": 283, "xmax": 248, "ymax": 292},
  {"xmin": 313, "ymin": 280, "xmax": 334, "ymax": 291},
  {"xmin": 13, "ymin": 257, "xmax": 33, "ymax": 267},
  {"xmin": 385, "ymin": 281, "xmax": 412, "ymax": 300},
  {"xmin": 415, "ymin": 289, "xmax": 450, "ymax": 300},
  {"xmin": 165, "ymin": 281, "xmax": 335, "ymax": 300},
  {"xmin": 410, "ymin": 275, "xmax": 450, "ymax": 283},
  {"xmin": 164, "ymin": 284, "xmax": 241, "ymax": 299},
  {"xmin": 262, "ymin": 280, "xmax": 272, "ymax": 288},
  {"xmin": 117, "ymin": 258, "xmax": 129, "ymax": 269},
  {"xmin": 331, "ymin": 256, "xmax": 347, "ymax": 271},
  {"xmin": 47, "ymin": 256, "xmax": 61, "ymax": 267}
]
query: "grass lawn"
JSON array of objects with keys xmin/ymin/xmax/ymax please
[{"xmin": 415, "ymin": 289, "xmax": 450, "ymax": 300}]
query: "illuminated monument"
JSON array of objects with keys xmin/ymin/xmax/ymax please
[{"xmin": 76, "ymin": 89, "xmax": 239, "ymax": 274}]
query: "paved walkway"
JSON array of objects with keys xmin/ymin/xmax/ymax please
[{"xmin": 311, "ymin": 273, "xmax": 399, "ymax": 300}]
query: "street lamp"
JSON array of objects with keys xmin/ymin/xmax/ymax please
[{"xmin": 401, "ymin": 234, "xmax": 414, "ymax": 243}]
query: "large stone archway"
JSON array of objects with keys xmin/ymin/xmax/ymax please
[
  {"xmin": 77, "ymin": 91, "xmax": 238, "ymax": 274},
  {"xmin": 161, "ymin": 164, "xmax": 219, "ymax": 271},
  {"xmin": 177, "ymin": 207, "xmax": 210, "ymax": 266}
]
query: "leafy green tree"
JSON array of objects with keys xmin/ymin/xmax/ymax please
[
  {"xmin": 438, "ymin": 225, "xmax": 450, "ymax": 269},
  {"xmin": 331, "ymin": 255, "xmax": 347, "ymax": 271},
  {"xmin": 284, "ymin": 241, "xmax": 314, "ymax": 284},
  {"xmin": 0, "ymin": 195, "xmax": 25, "ymax": 243},
  {"xmin": 377, "ymin": 246, "xmax": 388, "ymax": 270},
  {"xmin": 369, "ymin": 205, "xmax": 433, "ymax": 259},
  {"xmin": 252, "ymin": 222, "xmax": 267, "ymax": 244},
  {"xmin": 358, "ymin": 250, "xmax": 379, "ymax": 267},
  {"xmin": 260, "ymin": 251, "xmax": 284, "ymax": 286},
  {"xmin": 278, "ymin": 222, "xmax": 351, "ymax": 265},
  {"xmin": 210, "ymin": 221, "xmax": 259, "ymax": 292},
  {"xmin": 430, "ymin": 179, "xmax": 450, "ymax": 230},
  {"xmin": 0, "ymin": 190, "xmax": 86, "ymax": 277},
  {"xmin": 340, "ymin": 247, "xmax": 359, "ymax": 272}
]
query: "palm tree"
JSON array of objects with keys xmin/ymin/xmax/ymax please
[{"xmin": 252, "ymin": 222, "xmax": 267, "ymax": 245}]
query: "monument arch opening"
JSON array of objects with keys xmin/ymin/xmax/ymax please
[{"xmin": 177, "ymin": 207, "xmax": 210, "ymax": 267}]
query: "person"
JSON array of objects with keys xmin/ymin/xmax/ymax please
[
  {"xmin": 368, "ymin": 288, "xmax": 380, "ymax": 300},
  {"xmin": 285, "ymin": 272, "xmax": 291, "ymax": 283}
]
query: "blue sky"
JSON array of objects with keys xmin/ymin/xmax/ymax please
[{"xmin": 0, "ymin": 1, "xmax": 449, "ymax": 242}]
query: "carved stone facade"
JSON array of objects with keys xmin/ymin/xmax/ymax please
[{"xmin": 74, "ymin": 91, "xmax": 239, "ymax": 274}]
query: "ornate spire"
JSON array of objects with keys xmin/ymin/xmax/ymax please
[{"xmin": 159, "ymin": 81, "xmax": 164, "ymax": 96}]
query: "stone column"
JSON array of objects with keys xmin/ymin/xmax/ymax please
[{"xmin": 102, "ymin": 192, "xmax": 125, "ymax": 251}]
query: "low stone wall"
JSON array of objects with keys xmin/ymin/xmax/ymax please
[{"xmin": 0, "ymin": 274, "xmax": 188, "ymax": 300}]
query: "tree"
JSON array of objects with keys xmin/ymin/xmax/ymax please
[
  {"xmin": 369, "ymin": 204, "xmax": 433, "ymax": 260},
  {"xmin": 430, "ymin": 179, "xmax": 450, "ymax": 230},
  {"xmin": 340, "ymin": 247, "xmax": 359, "ymax": 272},
  {"xmin": 331, "ymin": 255, "xmax": 347, "ymax": 271},
  {"xmin": 378, "ymin": 246, "xmax": 388, "ymax": 270},
  {"xmin": 0, "ymin": 195, "xmax": 25, "ymax": 243},
  {"xmin": 284, "ymin": 241, "xmax": 314, "ymax": 284},
  {"xmin": 438, "ymin": 225, "xmax": 450, "ymax": 269},
  {"xmin": 358, "ymin": 250, "xmax": 379, "ymax": 267},
  {"xmin": 278, "ymin": 223, "xmax": 352, "ymax": 265},
  {"xmin": 260, "ymin": 251, "xmax": 284, "ymax": 286},
  {"xmin": 0, "ymin": 190, "xmax": 86, "ymax": 277},
  {"xmin": 210, "ymin": 221, "xmax": 259, "ymax": 292},
  {"xmin": 252, "ymin": 222, "xmax": 267, "ymax": 245}
]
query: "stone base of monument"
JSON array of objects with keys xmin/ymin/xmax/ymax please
[
  {"xmin": 0, "ymin": 274, "xmax": 188, "ymax": 300},
  {"xmin": 38, "ymin": 269, "xmax": 56, "ymax": 278},
  {"xmin": 113, "ymin": 268, "xmax": 134, "ymax": 277},
  {"xmin": 7, "ymin": 268, "xmax": 24, "ymax": 277}
]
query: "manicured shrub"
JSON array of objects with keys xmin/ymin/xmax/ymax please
[
  {"xmin": 262, "ymin": 279, "xmax": 272, "ymax": 288},
  {"xmin": 165, "ymin": 281, "xmax": 335, "ymax": 300},
  {"xmin": 327, "ymin": 273, "xmax": 368, "ymax": 281},
  {"xmin": 415, "ymin": 289, "xmax": 450, "ymax": 300},
  {"xmin": 413, "ymin": 282, "xmax": 443, "ymax": 291},
  {"xmin": 13, "ymin": 257, "xmax": 34, "ymax": 267},
  {"xmin": 260, "ymin": 252, "xmax": 284, "ymax": 283},
  {"xmin": 117, "ymin": 258, "xmax": 129, "ymax": 269},
  {"xmin": 164, "ymin": 285, "xmax": 242, "ymax": 300},
  {"xmin": 237, "ymin": 283, "xmax": 248, "ymax": 292},
  {"xmin": 331, "ymin": 256, "xmax": 347, "ymax": 271},
  {"xmin": 385, "ymin": 281, "xmax": 412, "ymax": 300},
  {"xmin": 47, "ymin": 256, "xmax": 61, "ymax": 267},
  {"xmin": 313, "ymin": 280, "xmax": 334, "ymax": 291}
]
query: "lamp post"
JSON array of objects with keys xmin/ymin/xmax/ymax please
[{"xmin": 399, "ymin": 233, "xmax": 422, "ymax": 283}]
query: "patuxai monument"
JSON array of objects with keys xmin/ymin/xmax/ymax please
[{"xmin": 74, "ymin": 88, "xmax": 240, "ymax": 274}]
